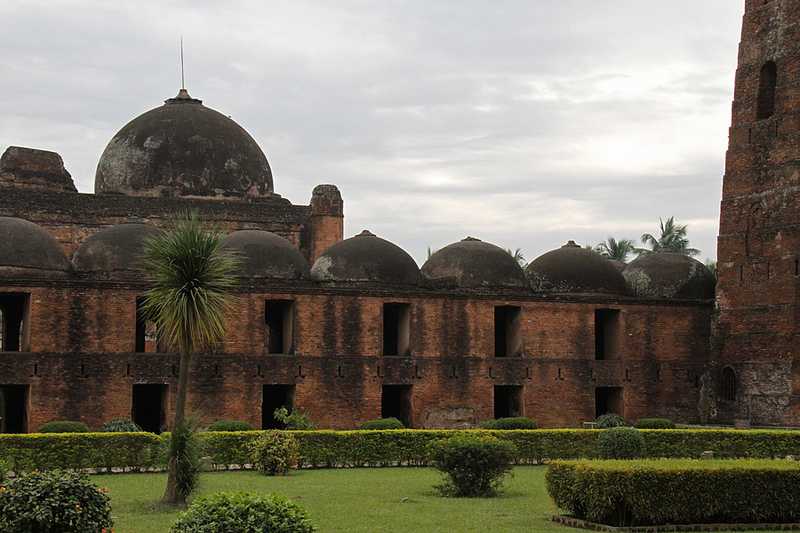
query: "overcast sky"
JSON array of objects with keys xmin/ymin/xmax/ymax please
[{"xmin": 0, "ymin": 1, "xmax": 744, "ymax": 264}]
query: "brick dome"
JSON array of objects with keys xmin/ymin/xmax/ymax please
[
  {"xmin": 222, "ymin": 230, "xmax": 309, "ymax": 280},
  {"xmin": 526, "ymin": 240, "xmax": 628, "ymax": 295},
  {"xmin": 623, "ymin": 253, "xmax": 715, "ymax": 299},
  {"xmin": 0, "ymin": 217, "xmax": 69, "ymax": 276},
  {"xmin": 310, "ymin": 230, "xmax": 420, "ymax": 285},
  {"xmin": 95, "ymin": 89, "xmax": 273, "ymax": 199},
  {"xmin": 72, "ymin": 224, "xmax": 159, "ymax": 276},
  {"xmin": 421, "ymin": 237, "xmax": 527, "ymax": 289}
]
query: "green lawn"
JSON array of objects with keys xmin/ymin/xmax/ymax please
[{"xmin": 94, "ymin": 467, "xmax": 795, "ymax": 533}]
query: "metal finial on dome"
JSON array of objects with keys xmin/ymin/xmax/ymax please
[
  {"xmin": 462, "ymin": 236, "xmax": 482, "ymax": 242},
  {"xmin": 563, "ymin": 240, "xmax": 581, "ymax": 248},
  {"xmin": 356, "ymin": 230, "xmax": 376, "ymax": 237},
  {"xmin": 165, "ymin": 88, "xmax": 202, "ymax": 105}
]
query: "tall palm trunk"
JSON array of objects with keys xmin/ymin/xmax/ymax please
[{"xmin": 162, "ymin": 349, "xmax": 192, "ymax": 505}]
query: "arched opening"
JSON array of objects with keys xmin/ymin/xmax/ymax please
[
  {"xmin": 721, "ymin": 367, "xmax": 737, "ymax": 402},
  {"xmin": 0, "ymin": 307, "xmax": 4, "ymax": 351},
  {"xmin": 756, "ymin": 61, "xmax": 777, "ymax": 120}
]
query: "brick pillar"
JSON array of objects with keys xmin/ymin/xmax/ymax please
[
  {"xmin": 716, "ymin": 0, "xmax": 800, "ymax": 425},
  {"xmin": 309, "ymin": 184, "xmax": 343, "ymax": 264}
]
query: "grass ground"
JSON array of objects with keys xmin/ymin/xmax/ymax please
[{"xmin": 94, "ymin": 467, "xmax": 794, "ymax": 533}]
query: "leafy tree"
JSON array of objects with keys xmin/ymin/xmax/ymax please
[
  {"xmin": 595, "ymin": 237, "xmax": 635, "ymax": 263},
  {"xmin": 505, "ymin": 248, "xmax": 526, "ymax": 267},
  {"xmin": 141, "ymin": 211, "xmax": 239, "ymax": 505},
  {"xmin": 705, "ymin": 259, "xmax": 717, "ymax": 282},
  {"xmin": 637, "ymin": 217, "xmax": 700, "ymax": 256}
]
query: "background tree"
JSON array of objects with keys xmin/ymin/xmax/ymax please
[
  {"xmin": 705, "ymin": 259, "xmax": 718, "ymax": 283},
  {"xmin": 505, "ymin": 248, "xmax": 526, "ymax": 267},
  {"xmin": 637, "ymin": 216, "xmax": 700, "ymax": 256},
  {"xmin": 141, "ymin": 212, "xmax": 239, "ymax": 505},
  {"xmin": 594, "ymin": 237, "xmax": 635, "ymax": 263}
]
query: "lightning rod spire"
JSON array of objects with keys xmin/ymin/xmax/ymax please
[{"xmin": 180, "ymin": 36, "xmax": 185, "ymax": 89}]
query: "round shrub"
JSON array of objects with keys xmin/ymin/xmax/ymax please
[
  {"xmin": 635, "ymin": 417, "xmax": 675, "ymax": 429},
  {"xmin": 171, "ymin": 492, "xmax": 316, "ymax": 533},
  {"xmin": 429, "ymin": 433, "xmax": 517, "ymax": 497},
  {"xmin": 250, "ymin": 431, "xmax": 299, "ymax": 475},
  {"xmin": 596, "ymin": 427, "xmax": 645, "ymax": 459},
  {"xmin": 594, "ymin": 413, "xmax": 625, "ymax": 429},
  {"xmin": 0, "ymin": 470, "xmax": 112, "ymax": 532},
  {"xmin": 479, "ymin": 417, "xmax": 538, "ymax": 430},
  {"xmin": 38, "ymin": 420, "xmax": 89, "ymax": 433},
  {"xmin": 359, "ymin": 417, "xmax": 405, "ymax": 430},
  {"xmin": 101, "ymin": 418, "xmax": 142, "ymax": 432},
  {"xmin": 207, "ymin": 420, "xmax": 253, "ymax": 432}
]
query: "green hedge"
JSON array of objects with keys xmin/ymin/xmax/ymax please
[
  {"xmin": 4, "ymin": 429, "xmax": 800, "ymax": 473},
  {"xmin": 546, "ymin": 459, "xmax": 800, "ymax": 527}
]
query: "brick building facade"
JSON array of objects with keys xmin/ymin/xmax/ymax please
[{"xmin": 2, "ymin": 1, "xmax": 786, "ymax": 432}]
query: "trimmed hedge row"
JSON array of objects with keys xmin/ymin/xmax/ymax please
[
  {"xmin": 4, "ymin": 429, "xmax": 800, "ymax": 472},
  {"xmin": 546, "ymin": 459, "xmax": 800, "ymax": 526}
]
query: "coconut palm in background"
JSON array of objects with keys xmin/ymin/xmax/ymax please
[
  {"xmin": 594, "ymin": 237, "xmax": 636, "ymax": 263},
  {"xmin": 506, "ymin": 248, "xmax": 526, "ymax": 267},
  {"xmin": 140, "ymin": 211, "xmax": 239, "ymax": 505},
  {"xmin": 637, "ymin": 216, "xmax": 700, "ymax": 256}
]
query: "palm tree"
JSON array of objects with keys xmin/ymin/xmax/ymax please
[
  {"xmin": 637, "ymin": 217, "xmax": 700, "ymax": 256},
  {"xmin": 595, "ymin": 237, "xmax": 635, "ymax": 263},
  {"xmin": 505, "ymin": 248, "xmax": 526, "ymax": 267},
  {"xmin": 140, "ymin": 212, "xmax": 239, "ymax": 505}
]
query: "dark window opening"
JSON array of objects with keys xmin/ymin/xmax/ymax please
[
  {"xmin": 381, "ymin": 385, "xmax": 412, "ymax": 427},
  {"xmin": 383, "ymin": 303, "xmax": 410, "ymax": 356},
  {"xmin": 795, "ymin": 258, "xmax": 799, "ymax": 277},
  {"xmin": 132, "ymin": 384, "xmax": 167, "ymax": 434},
  {"xmin": 494, "ymin": 306, "xmax": 522, "ymax": 357},
  {"xmin": 0, "ymin": 293, "xmax": 30, "ymax": 352},
  {"xmin": 595, "ymin": 309, "xmax": 621, "ymax": 360},
  {"xmin": 757, "ymin": 61, "xmax": 777, "ymax": 120},
  {"xmin": 265, "ymin": 300, "xmax": 295, "ymax": 354},
  {"xmin": 494, "ymin": 385, "xmax": 523, "ymax": 419},
  {"xmin": 262, "ymin": 384, "xmax": 295, "ymax": 429},
  {"xmin": 0, "ymin": 385, "xmax": 28, "ymax": 433},
  {"xmin": 721, "ymin": 367, "xmax": 737, "ymax": 402},
  {"xmin": 595, "ymin": 386, "xmax": 624, "ymax": 418},
  {"xmin": 135, "ymin": 297, "xmax": 163, "ymax": 353}
]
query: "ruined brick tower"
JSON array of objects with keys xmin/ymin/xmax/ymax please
[{"xmin": 716, "ymin": 0, "xmax": 800, "ymax": 425}]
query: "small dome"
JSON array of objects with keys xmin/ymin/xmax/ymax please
[
  {"xmin": 310, "ymin": 230, "xmax": 420, "ymax": 285},
  {"xmin": 222, "ymin": 230, "xmax": 309, "ymax": 280},
  {"xmin": 0, "ymin": 217, "xmax": 69, "ymax": 275},
  {"xmin": 421, "ymin": 237, "xmax": 527, "ymax": 289},
  {"xmin": 623, "ymin": 253, "xmax": 715, "ymax": 299},
  {"xmin": 73, "ymin": 224, "xmax": 159, "ymax": 275},
  {"xmin": 95, "ymin": 89, "xmax": 273, "ymax": 199},
  {"xmin": 526, "ymin": 240, "xmax": 628, "ymax": 295}
]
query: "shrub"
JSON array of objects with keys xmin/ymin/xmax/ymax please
[
  {"xmin": 429, "ymin": 433, "xmax": 517, "ymax": 497},
  {"xmin": 594, "ymin": 413, "xmax": 625, "ymax": 429},
  {"xmin": 0, "ymin": 470, "xmax": 113, "ymax": 532},
  {"xmin": 38, "ymin": 420, "xmax": 89, "ymax": 433},
  {"xmin": 250, "ymin": 431, "xmax": 300, "ymax": 475},
  {"xmin": 274, "ymin": 407, "xmax": 315, "ymax": 430},
  {"xmin": 359, "ymin": 418, "xmax": 405, "ymax": 430},
  {"xmin": 635, "ymin": 418, "xmax": 675, "ymax": 429},
  {"xmin": 172, "ymin": 492, "xmax": 315, "ymax": 533},
  {"xmin": 597, "ymin": 427, "xmax": 645, "ymax": 459},
  {"xmin": 547, "ymin": 459, "xmax": 800, "ymax": 527},
  {"xmin": 207, "ymin": 420, "xmax": 253, "ymax": 432},
  {"xmin": 480, "ymin": 417, "xmax": 538, "ymax": 430},
  {"xmin": 101, "ymin": 418, "xmax": 142, "ymax": 432},
  {"xmin": 167, "ymin": 420, "xmax": 201, "ymax": 500}
]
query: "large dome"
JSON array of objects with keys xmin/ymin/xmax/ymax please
[
  {"xmin": 623, "ymin": 253, "xmax": 715, "ymax": 299},
  {"xmin": 0, "ymin": 217, "xmax": 69, "ymax": 276},
  {"xmin": 421, "ymin": 237, "xmax": 527, "ymax": 289},
  {"xmin": 222, "ymin": 230, "xmax": 309, "ymax": 280},
  {"xmin": 95, "ymin": 89, "xmax": 273, "ymax": 199},
  {"xmin": 310, "ymin": 230, "xmax": 420, "ymax": 285},
  {"xmin": 526, "ymin": 240, "xmax": 628, "ymax": 295},
  {"xmin": 72, "ymin": 224, "xmax": 159, "ymax": 276}
]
